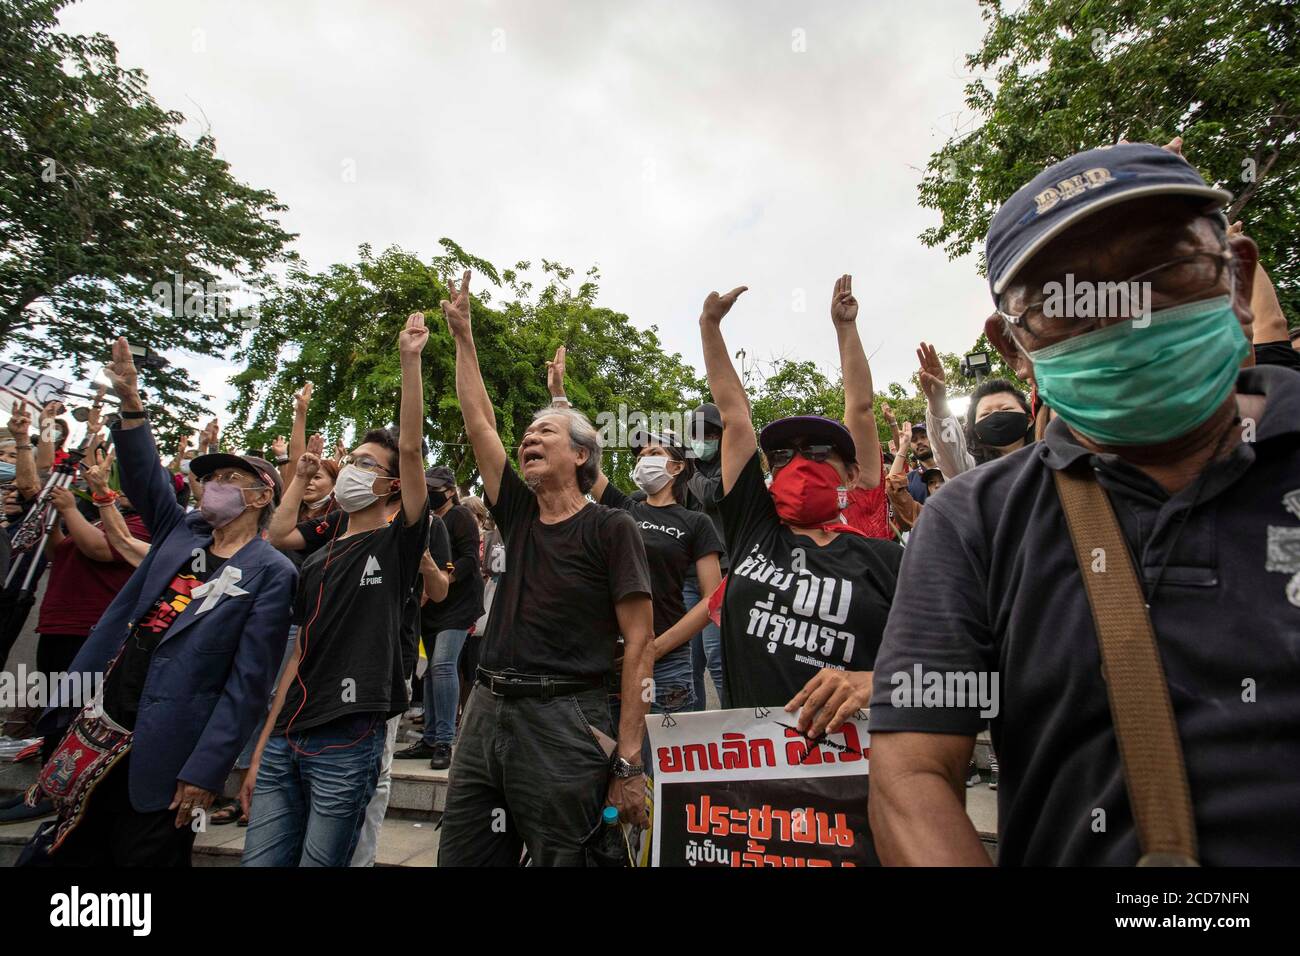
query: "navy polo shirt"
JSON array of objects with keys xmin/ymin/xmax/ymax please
[
  {"xmin": 869, "ymin": 365, "xmax": 1300, "ymax": 865},
  {"xmin": 906, "ymin": 467, "xmax": 928, "ymax": 504}
]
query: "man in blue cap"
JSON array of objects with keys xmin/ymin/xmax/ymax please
[{"xmin": 868, "ymin": 142, "xmax": 1300, "ymax": 865}]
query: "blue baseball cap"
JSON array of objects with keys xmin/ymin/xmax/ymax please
[{"xmin": 985, "ymin": 143, "xmax": 1232, "ymax": 301}]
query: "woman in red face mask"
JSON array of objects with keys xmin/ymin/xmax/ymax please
[{"xmin": 696, "ymin": 286, "xmax": 903, "ymax": 747}]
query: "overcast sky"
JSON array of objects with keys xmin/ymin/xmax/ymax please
[{"xmin": 55, "ymin": 0, "xmax": 997, "ymax": 429}]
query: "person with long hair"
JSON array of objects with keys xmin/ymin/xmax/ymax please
[{"xmin": 547, "ymin": 347, "xmax": 723, "ymax": 721}]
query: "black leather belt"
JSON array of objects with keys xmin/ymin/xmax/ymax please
[{"xmin": 476, "ymin": 667, "xmax": 606, "ymax": 700}]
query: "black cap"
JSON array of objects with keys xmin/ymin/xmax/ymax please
[
  {"xmin": 629, "ymin": 427, "xmax": 684, "ymax": 452},
  {"xmin": 759, "ymin": 415, "xmax": 856, "ymax": 464},
  {"xmin": 921, "ymin": 467, "xmax": 945, "ymax": 485},
  {"xmin": 424, "ymin": 465, "xmax": 455, "ymax": 489},
  {"xmin": 189, "ymin": 453, "xmax": 283, "ymax": 505},
  {"xmin": 910, "ymin": 422, "xmax": 928, "ymax": 435},
  {"xmin": 688, "ymin": 403, "xmax": 722, "ymax": 438}
]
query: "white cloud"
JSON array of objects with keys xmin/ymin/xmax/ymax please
[{"xmin": 49, "ymin": 0, "xmax": 997, "ymax": 430}]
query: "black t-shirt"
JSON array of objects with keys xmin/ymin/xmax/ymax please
[
  {"xmin": 482, "ymin": 465, "xmax": 651, "ymax": 679},
  {"xmin": 423, "ymin": 503, "xmax": 483, "ymax": 633},
  {"xmin": 309, "ymin": 508, "xmax": 445, "ymax": 679},
  {"xmin": 276, "ymin": 500, "xmax": 430, "ymax": 732},
  {"xmin": 103, "ymin": 547, "xmax": 225, "ymax": 730},
  {"xmin": 1254, "ymin": 339, "xmax": 1300, "ymax": 373},
  {"xmin": 868, "ymin": 365, "xmax": 1300, "ymax": 866},
  {"xmin": 686, "ymin": 454, "xmax": 729, "ymax": 572},
  {"xmin": 718, "ymin": 452, "xmax": 902, "ymax": 708},
  {"xmin": 599, "ymin": 483, "xmax": 722, "ymax": 636}
]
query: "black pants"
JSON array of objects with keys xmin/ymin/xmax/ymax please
[
  {"xmin": 36, "ymin": 632, "xmax": 88, "ymax": 764},
  {"xmin": 29, "ymin": 754, "xmax": 198, "ymax": 867},
  {"xmin": 438, "ymin": 683, "xmax": 612, "ymax": 866},
  {"xmin": 0, "ymin": 586, "xmax": 36, "ymax": 670}
]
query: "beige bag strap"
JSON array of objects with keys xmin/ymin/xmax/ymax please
[{"xmin": 1053, "ymin": 466, "xmax": 1199, "ymax": 866}]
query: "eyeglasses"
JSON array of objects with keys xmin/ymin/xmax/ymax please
[
  {"xmin": 199, "ymin": 468, "xmax": 264, "ymax": 489},
  {"xmin": 997, "ymin": 248, "xmax": 1232, "ymax": 342},
  {"xmin": 767, "ymin": 444, "xmax": 835, "ymax": 469},
  {"xmin": 339, "ymin": 454, "xmax": 391, "ymax": 476}
]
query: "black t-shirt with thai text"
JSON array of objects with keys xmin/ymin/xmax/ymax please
[
  {"xmin": 276, "ymin": 501, "xmax": 430, "ymax": 733},
  {"xmin": 718, "ymin": 452, "xmax": 902, "ymax": 708},
  {"xmin": 102, "ymin": 547, "xmax": 225, "ymax": 730},
  {"xmin": 482, "ymin": 465, "xmax": 651, "ymax": 679}
]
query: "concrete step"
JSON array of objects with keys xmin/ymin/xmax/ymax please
[{"xmin": 0, "ymin": 811, "xmax": 442, "ymax": 867}]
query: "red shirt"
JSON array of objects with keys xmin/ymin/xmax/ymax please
[
  {"xmin": 37, "ymin": 512, "xmax": 152, "ymax": 637},
  {"xmin": 841, "ymin": 455, "xmax": 891, "ymax": 539}
]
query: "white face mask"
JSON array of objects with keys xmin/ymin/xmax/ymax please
[
  {"xmin": 333, "ymin": 464, "xmax": 382, "ymax": 513},
  {"xmin": 632, "ymin": 456, "xmax": 674, "ymax": 495}
]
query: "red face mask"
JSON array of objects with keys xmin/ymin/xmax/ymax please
[{"xmin": 768, "ymin": 455, "xmax": 846, "ymax": 527}]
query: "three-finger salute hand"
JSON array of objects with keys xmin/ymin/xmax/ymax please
[
  {"xmin": 8, "ymin": 400, "xmax": 30, "ymax": 438},
  {"xmin": 400, "ymin": 312, "xmax": 430, "ymax": 355},
  {"xmin": 701, "ymin": 286, "xmax": 748, "ymax": 324},
  {"xmin": 831, "ymin": 274, "xmax": 858, "ymax": 325},
  {"xmin": 916, "ymin": 341, "xmax": 947, "ymax": 403},
  {"xmin": 546, "ymin": 345, "xmax": 566, "ymax": 397},
  {"xmin": 105, "ymin": 337, "xmax": 139, "ymax": 396},
  {"xmin": 441, "ymin": 270, "xmax": 472, "ymax": 340}
]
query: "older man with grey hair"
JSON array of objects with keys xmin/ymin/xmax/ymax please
[{"xmin": 438, "ymin": 270, "xmax": 654, "ymax": 867}]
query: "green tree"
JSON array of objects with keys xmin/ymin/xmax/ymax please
[
  {"xmin": 920, "ymin": 0, "xmax": 1299, "ymax": 323},
  {"xmin": 0, "ymin": 0, "xmax": 295, "ymax": 432},
  {"xmin": 230, "ymin": 241, "xmax": 707, "ymax": 493}
]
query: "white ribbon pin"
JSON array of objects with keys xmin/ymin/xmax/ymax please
[{"xmin": 190, "ymin": 565, "xmax": 249, "ymax": 615}]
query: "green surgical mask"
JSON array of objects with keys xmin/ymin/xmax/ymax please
[
  {"xmin": 1028, "ymin": 295, "xmax": 1248, "ymax": 446},
  {"xmin": 691, "ymin": 439, "xmax": 719, "ymax": 461}
]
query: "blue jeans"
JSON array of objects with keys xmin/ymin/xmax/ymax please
[
  {"xmin": 241, "ymin": 714, "xmax": 385, "ymax": 867},
  {"xmin": 422, "ymin": 628, "xmax": 470, "ymax": 746},
  {"xmin": 684, "ymin": 578, "xmax": 727, "ymax": 710}
]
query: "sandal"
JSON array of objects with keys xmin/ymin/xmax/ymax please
[{"xmin": 209, "ymin": 799, "xmax": 241, "ymax": 826}]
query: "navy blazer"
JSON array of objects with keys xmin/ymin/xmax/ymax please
[{"xmin": 39, "ymin": 422, "xmax": 298, "ymax": 812}]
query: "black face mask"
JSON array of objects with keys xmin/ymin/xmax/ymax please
[
  {"xmin": 430, "ymin": 489, "xmax": 450, "ymax": 509},
  {"xmin": 973, "ymin": 410, "xmax": 1031, "ymax": 448}
]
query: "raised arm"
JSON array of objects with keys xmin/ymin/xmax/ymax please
[
  {"xmin": 442, "ymin": 271, "xmax": 507, "ymax": 504},
  {"xmin": 7, "ymin": 402, "xmax": 39, "ymax": 498},
  {"xmin": 103, "ymin": 337, "xmax": 186, "ymax": 539},
  {"xmin": 919, "ymin": 341, "xmax": 973, "ymax": 477},
  {"xmin": 698, "ymin": 286, "xmax": 753, "ymax": 495},
  {"xmin": 397, "ymin": 312, "xmax": 431, "ymax": 527},
  {"xmin": 49, "ymin": 487, "xmax": 113, "ymax": 562},
  {"xmin": 289, "ymin": 382, "xmax": 312, "ymax": 474},
  {"xmin": 832, "ymin": 275, "xmax": 882, "ymax": 490},
  {"xmin": 1227, "ymin": 221, "xmax": 1288, "ymax": 345},
  {"xmin": 35, "ymin": 400, "xmax": 62, "ymax": 471},
  {"xmin": 85, "ymin": 448, "xmax": 149, "ymax": 567},
  {"xmin": 546, "ymin": 345, "xmax": 611, "ymax": 498},
  {"xmin": 268, "ymin": 453, "xmax": 317, "ymax": 551}
]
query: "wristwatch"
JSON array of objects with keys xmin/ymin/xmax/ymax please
[{"xmin": 610, "ymin": 756, "xmax": 644, "ymax": 778}]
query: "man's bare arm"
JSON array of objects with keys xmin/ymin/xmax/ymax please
[{"xmin": 868, "ymin": 730, "xmax": 990, "ymax": 865}]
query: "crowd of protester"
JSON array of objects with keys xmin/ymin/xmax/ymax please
[{"xmin": 1, "ymin": 139, "xmax": 1298, "ymax": 867}]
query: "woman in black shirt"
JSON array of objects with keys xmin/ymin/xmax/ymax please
[{"xmin": 697, "ymin": 285, "xmax": 902, "ymax": 738}]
